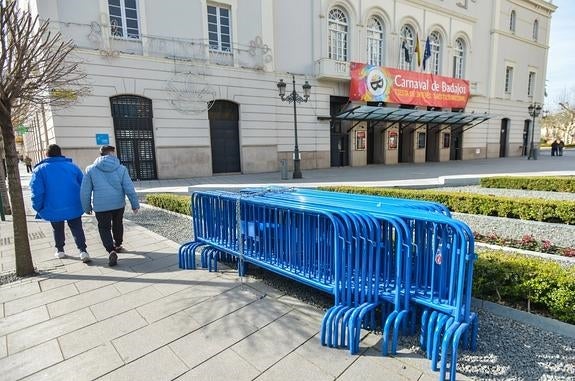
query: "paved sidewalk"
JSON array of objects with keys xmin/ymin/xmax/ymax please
[{"xmin": 0, "ymin": 166, "xmax": 473, "ymax": 380}]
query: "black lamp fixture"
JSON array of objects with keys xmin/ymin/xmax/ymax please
[
  {"xmin": 527, "ymin": 102, "xmax": 542, "ymax": 160},
  {"xmin": 277, "ymin": 74, "xmax": 311, "ymax": 179}
]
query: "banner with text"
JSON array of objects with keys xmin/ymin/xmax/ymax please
[{"xmin": 349, "ymin": 62, "xmax": 470, "ymax": 108}]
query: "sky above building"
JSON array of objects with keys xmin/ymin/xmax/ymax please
[{"xmin": 546, "ymin": 0, "xmax": 575, "ymax": 110}]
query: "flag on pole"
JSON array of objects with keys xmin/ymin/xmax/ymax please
[
  {"xmin": 402, "ymin": 40, "xmax": 411, "ymax": 63},
  {"xmin": 423, "ymin": 36, "xmax": 431, "ymax": 70},
  {"xmin": 414, "ymin": 33, "xmax": 422, "ymax": 67}
]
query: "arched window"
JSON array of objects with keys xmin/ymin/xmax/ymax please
[
  {"xmin": 328, "ymin": 7, "xmax": 348, "ymax": 61},
  {"xmin": 532, "ymin": 19, "xmax": 539, "ymax": 41},
  {"xmin": 399, "ymin": 25, "xmax": 415, "ymax": 71},
  {"xmin": 367, "ymin": 16, "xmax": 384, "ymax": 66},
  {"xmin": 429, "ymin": 31, "xmax": 442, "ymax": 75},
  {"xmin": 509, "ymin": 10, "xmax": 516, "ymax": 32},
  {"xmin": 453, "ymin": 38, "xmax": 465, "ymax": 79}
]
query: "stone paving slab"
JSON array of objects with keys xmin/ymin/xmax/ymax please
[
  {"xmin": 173, "ymin": 349, "xmax": 260, "ymax": 381},
  {"xmin": 0, "ymin": 340, "xmax": 63, "ymax": 381},
  {"xmin": 112, "ymin": 308, "xmax": 201, "ymax": 363},
  {"xmin": 97, "ymin": 346, "xmax": 188, "ymax": 381},
  {"xmin": 231, "ymin": 310, "xmax": 320, "ymax": 372},
  {"xmin": 255, "ymin": 350, "xmax": 334, "ymax": 381},
  {"xmin": 21, "ymin": 343, "xmax": 124, "ymax": 381},
  {"xmin": 7, "ymin": 307, "xmax": 96, "ymax": 355},
  {"xmin": 58, "ymin": 310, "xmax": 148, "ymax": 359}
]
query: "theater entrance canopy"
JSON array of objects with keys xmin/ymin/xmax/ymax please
[{"xmin": 334, "ymin": 105, "xmax": 492, "ymax": 133}]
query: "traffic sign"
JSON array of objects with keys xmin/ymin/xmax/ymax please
[
  {"xmin": 16, "ymin": 125, "xmax": 28, "ymax": 134},
  {"xmin": 96, "ymin": 134, "xmax": 110, "ymax": 145}
]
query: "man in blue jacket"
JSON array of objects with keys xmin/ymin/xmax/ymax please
[
  {"xmin": 80, "ymin": 145, "xmax": 140, "ymax": 266},
  {"xmin": 30, "ymin": 144, "xmax": 90, "ymax": 262}
]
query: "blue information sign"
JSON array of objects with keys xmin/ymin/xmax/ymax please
[{"xmin": 96, "ymin": 134, "xmax": 109, "ymax": 145}]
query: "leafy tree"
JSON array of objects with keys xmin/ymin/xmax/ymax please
[{"xmin": 1, "ymin": 2, "xmax": 87, "ymax": 276}]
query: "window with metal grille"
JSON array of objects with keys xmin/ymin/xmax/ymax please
[
  {"xmin": 509, "ymin": 10, "xmax": 516, "ymax": 33},
  {"xmin": 328, "ymin": 7, "xmax": 348, "ymax": 61},
  {"xmin": 429, "ymin": 31, "xmax": 442, "ymax": 75},
  {"xmin": 108, "ymin": 0, "xmax": 139, "ymax": 39},
  {"xmin": 453, "ymin": 38, "xmax": 465, "ymax": 79},
  {"xmin": 532, "ymin": 19, "xmax": 539, "ymax": 41},
  {"xmin": 367, "ymin": 16, "xmax": 384, "ymax": 66},
  {"xmin": 505, "ymin": 66, "xmax": 514, "ymax": 94},
  {"xmin": 207, "ymin": 5, "xmax": 232, "ymax": 52},
  {"xmin": 528, "ymin": 71, "xmax": 536, "ymax": 97},
  {"xmin": 399, "ymin": 25, "xmax": 415, "ymax": 71}
]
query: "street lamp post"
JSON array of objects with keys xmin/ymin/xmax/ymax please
[
  {"xmin": 277, "ymin": 74, "xmax": 311, "ymax": 179},
  {"xmin": 527, "ymin": 103, "xmax": 542, "ymax": 160}
]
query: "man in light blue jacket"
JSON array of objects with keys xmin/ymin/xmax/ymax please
[
  {"xmin": 80, "ymin": 145, "xmax": 140, "ymax": 266},
  {"xmin": 30, "ymin": 144, "xmax": 90, "ymax": 262}
]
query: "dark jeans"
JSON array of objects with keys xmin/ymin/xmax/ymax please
[
  {"xmin": 95, "ymin": 208, "xmax": 125, "ymax": 253},
  {"xmin": 50, "ymin": 217, "xmax": 87, "ymax": 252},
  {"xmin": 26, "ymin": 164, "xmax": 32, "ymax": 173}
]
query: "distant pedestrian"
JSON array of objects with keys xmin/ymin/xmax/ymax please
[
  {"xmin": 80, "ymin": 145, "xmax": 140, "ymax": 267},
  {"xmin": 30, "ymin": 144, "xmax": 90, "ymax": 262},
  {"xmin": 551, "ymin": 140, "xmax": 559, "ymax": 156},
  {"xmin": 24, "ymin": 156, "xmax": 33, "ymax": 173},
  {"xmin": 558, "ymin": 139, "xmax": 565, "ymax": 156}
]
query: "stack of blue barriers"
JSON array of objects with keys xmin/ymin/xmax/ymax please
[{"xmin": 179, "ymin": 187, "xmax": 478, "ymax": 381}]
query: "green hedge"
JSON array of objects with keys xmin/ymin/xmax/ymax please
[
  {"xmin": 480, "ymin": 176, "xmax": 575, "ymax": 193},
  {"xmin": 321, "ymin": 186, "xmax": 575, "ymax": 225},
  {"xmin": 474, "ymin": 250, "xmax": 575, "ymax": 324},
  {"xmin": 145, "ymin": 193, "xmax": 191, "ymax": 216}
]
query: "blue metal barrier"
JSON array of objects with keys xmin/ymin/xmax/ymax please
[{"xmin": 178, "ymin": 187, "xmax": 478, "ymax": 381}]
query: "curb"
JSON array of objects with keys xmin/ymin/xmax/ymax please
[
  {"xmin": 472, "ymin": 297, "xmax": 575, "ymax": 339},
  {"xmin": 475, "ymin": 242, "xmax": 575, "ymax": 265}
]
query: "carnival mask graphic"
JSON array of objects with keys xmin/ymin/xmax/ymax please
[
  {"xmin": 370, "ymin": 76, "xmax": 384, "ymax": 91},
  {"xmin": 366, "ymin": 68, "xmax": 388, "ymax": 98}
]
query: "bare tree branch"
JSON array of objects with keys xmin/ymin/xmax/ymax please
[
  {"xmin": 1, "ymin": 2, "xmax": 88, "ymax": 113},
  {"xmin": 0, "ymin": 1, "xmax": 89, "ymax": 276}
]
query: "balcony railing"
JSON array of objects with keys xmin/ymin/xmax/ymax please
[
  {"xmin": 315, "ymin": 58, "xmax": 350, "ymax": 80},
  {"xmin": 48, "ymin": 20, "xmax": 272, "ymax": 70}
]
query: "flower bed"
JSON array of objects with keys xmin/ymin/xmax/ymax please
[{"xmin": 474, "ymin": 232, "xmax": 575, "ymax": 257}]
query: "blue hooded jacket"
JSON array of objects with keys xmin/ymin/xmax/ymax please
[
  {"xmin": 30, "ymin": 156, "xmax": 84, "ymax": 221},
  {"xmin": 80, "ymin": 155, "xmax": 140, "ymax": 213}
]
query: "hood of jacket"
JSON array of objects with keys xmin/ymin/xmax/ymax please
[
  {"xmin": 34, "ymin": 156, "xmax": 72, "ymax": 168},
  {"xmin": 93, "ymin": 155, "xmax": 121, "ymax": 172}
]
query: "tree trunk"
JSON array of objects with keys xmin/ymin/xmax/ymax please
[
  {"xmin": 0, "ymin": 110, "xmax": 35, "ymax": 276},
  {"xmin": 0, "ymin": 135, "xmax": 13, "ymax": 215}
]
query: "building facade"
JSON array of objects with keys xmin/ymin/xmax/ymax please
[{"xmin": 21, "ymin": 0, "xmax": 556, "ymax": 179}]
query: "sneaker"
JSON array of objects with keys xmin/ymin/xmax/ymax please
[
  {"xmin": 108, "ymin": 251, "xmax": 118, "ymax": 267},
  {"xmin": 114, "ymin": 245, "xmax": 126, "ymax": 253},
  {"xmin": 79, "ymin": 251, "xmax": 91, "ymax": 263},
  {"xmin": 54, "ymin": 251, "xmax": 66, "ymax": 259}
]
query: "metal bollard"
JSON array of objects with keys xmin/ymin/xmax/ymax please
[{"xmin": 280, "ymin": 159, "xmax": 288, "ymax": 180}]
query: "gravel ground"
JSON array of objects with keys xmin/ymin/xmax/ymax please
[
  {"xmin": 454, "ymin": 212, "xmax": 575, "ymax": 249},
  {"xmin": 124, "ymin": 192, "xmax": 575, "ymax": 381},
  {"xmin": 440, "ymin": 185, "xmax": 575, "ymax": 202},
  {"xmin": 444, "ymin": 185, "xmax": 575, "ymax": 249}
]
